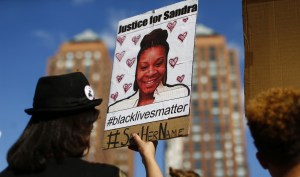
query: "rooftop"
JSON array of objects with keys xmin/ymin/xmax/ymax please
[
  {"xmin": 70, "ymin": 29, "xmax": 101, "ymax": 42},
  {"xmin": 196, "ymin": 24, "xmax": 217, "ymax": 36}
]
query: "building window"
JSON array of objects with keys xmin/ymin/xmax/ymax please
[
  {"xmin": 94, "ymin": 51, "xmax": 101, "ymax": 60},
  {"xmin": 193, "ymin": 107, "xmax": 199, "ymax": 116},
  {"xmin": 85, "ymin": 51, "xmax": 92, "ymax": 59},
  {"xmin": 212, "ymin": 100, "xmax": 219, "ymax": 107},
  {"xmin": 192, "ymin": 84, "xmax": 198, "ymax": 92},
  {"xmin": 211, "ymin": 76, "xmax": 218, "ymax": 91},
  {"xmin": 194, "ymin": 143, "xmax": 201, "ymax": 151},
  {"xmin": 200, "ymin": 47, "xmax": 205, "ymax": 61},
  {"xmin": 193, "ymin": 116, "xmax": 199, "ymax": 124},
  {"xmin": 194, "ymin": 160, "xmax": 202, "ymax": 168},
  {"xmin": 209, "ymin": 46, "xmax": 216, "ymax": 61},
  {"xmin": 85, "ymin": 66, "xmax": 90, "ymax": 78}
]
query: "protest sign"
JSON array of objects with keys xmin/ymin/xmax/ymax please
[
  {"xmin": 243, "ymin": 0, "xmax": 300, "ymax": 106},
  {"xmin": 103, "ymin": 0, "xmax": 198, "ymax": 149}
]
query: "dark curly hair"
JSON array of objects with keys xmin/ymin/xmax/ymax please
[
  {"xmin": 6, "ymin": 109, "xmax": 99, "ymax": 173},
  {"xmin": 133, "ymin": 28, "xmax": 169, "ymax": 91},
  {"xmin": 246, "ymin": 87, "xmax": 300, "ymax": 165}
]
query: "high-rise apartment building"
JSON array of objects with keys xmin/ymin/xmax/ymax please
[
  {"xmin": 46, "ymin": 30, "xmax": 134, "ymax": 177},
  {"xmin": 165, "ymin": 24, "xmax": 249, "ymax": 177}
]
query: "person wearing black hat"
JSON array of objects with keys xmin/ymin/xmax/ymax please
[{"xmin": 0, "ymin": 72, "xmax": 163, "ymax": 177}]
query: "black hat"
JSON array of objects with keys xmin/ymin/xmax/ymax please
[{"xmin": 25, "ymin": 72, "xmax": 102, "ymax": 116}]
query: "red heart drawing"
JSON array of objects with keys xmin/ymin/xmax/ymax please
[
  {"xmin": 117, "ymin": 36, "xmax": 126, "ymax": 45},
  {"xmin": 183, "ymin": 17, "xmax": 188, "ymax": 22},
  {"xmin": 169, "ymin": 57, "xmax": 178, "ymax": 68},
  {"xmin": 116, "ymin": 74, "xmax": 124, "ymax": 83},
  {"xmin": 111, "ymin": 92, "xmax": 118, "ymax": 101},
  {"xmin": 126, "ymin": 58, "xmax": 136, "ymax": 68},
  {"xmin": 115, "ymin": 51, "xmax": 125, "ymax": 61},
  {"xmin": 177, "ymin": 74, "xmax": 185, "ymax": 83},
  {"xmin": 132, "ymin": 35, "xmax": 141, "ymax": 45},
  {"xmin": 167, "ymin": 21, "xmax": 177, "ymax": 32},
  {"xmin": 123, "ymin": 83, "xmax": 132, "ymax": 93},
  {"xmin": 178, "ymin": 32, "xmax": 187, "ymax": 42}
]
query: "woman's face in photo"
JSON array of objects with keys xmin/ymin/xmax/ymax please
[{"xmin": 137, "ymin": 45, "xmax": 167, "ymax": 95}]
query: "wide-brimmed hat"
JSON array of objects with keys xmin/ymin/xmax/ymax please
[{"xmin": 25, "ymin": 72, "xmax": 102, "ymax": 116}]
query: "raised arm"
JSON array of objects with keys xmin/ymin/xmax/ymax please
[{"xmin": 129, "ymin": 133, "xmax": 163, "ymax": 177}]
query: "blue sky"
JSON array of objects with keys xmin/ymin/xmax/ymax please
[{"xmin": 0, "ymin": 0, "xmax": 269, "ymax": 176}]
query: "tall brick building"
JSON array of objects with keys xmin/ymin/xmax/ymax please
[{"xmin": 165, "ymin": 24, "xmax": 249, "ymax": 177}]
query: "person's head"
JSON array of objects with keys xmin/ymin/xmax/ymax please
[
  {"xmin": 133, "ymin": 28, "xmax": 169, "ymax": 95},
  {"xmin": 7, "ymin": 72, "xmax": 102, "ymax": 173},
  {"xmin": 169, "ymin": 167, "xmax": 200, "ymax": 177},
  {"xmin": 246, "ymin": 87, "xmax": 300, "ymax": 171}
]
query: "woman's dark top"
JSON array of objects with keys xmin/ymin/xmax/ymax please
[{"xmin": 0, "ymin": 158, "xmax": 120, "ymax": 177}]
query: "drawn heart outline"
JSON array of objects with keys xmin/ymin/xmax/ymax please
[
  {"xmin": 178, "ymin": 32, "xmax": 187, "ymax": 42},
  {"xmin": 117, "ymin": 36, "xmax": 126, "ymax": 45},
  {"xmin": 116, "ymin": 74, "xmax": 124, "ymax": 83},
  {"xmin": 126, "ymin": 58, "xmax": 136, "ymax": 68},
  {"xmin": 132, "ymin": 35, "xmax": 141, "ymax": 45},
  {"xmin": 178, "ymin": 32, "xmax": 188, "ymax": 42},
  {"xmin": 111, "ymin": 92, "xmax": 118, "ymax": 101},
  {"xmin": 123, "ymin": 83, "xmax": 132, "ymax": 93},
  {"xmin": 177, "ymin": 74, "xmax": 185, "ymax": 83},
  {"xmin": 167, "ymin": 21, "xmax": 177, "ymax": 32},
  {"xmin": 115, "ymin": 51, "xmax": 125, "ymax": 61},
  {"xmin": 183, "ymin": 17, "xmax": 188, "ymax": 22},
  {"xmin": 169, "ymin": 57, "xmax": 178, "ymax": 68}
]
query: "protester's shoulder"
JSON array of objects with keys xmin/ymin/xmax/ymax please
[
  {"xmin": 70, "ymin": 158, "xmax": 118, "ymax": 172},
  {"xmin": 0, "ymin": 167, "xmax": 16, "ymax": 177},
  {"xmin": 78, "ymin": 159, "xmax": 120, "ymax": 177}
]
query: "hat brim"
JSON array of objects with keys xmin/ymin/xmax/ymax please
[{"xmin": 24, "ymin": 99, "xmax": 102, "ymax": 115}]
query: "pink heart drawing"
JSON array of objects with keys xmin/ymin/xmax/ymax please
[
  {"xmin": 115, "ymin": 51, "xmax": 125, "ymax": 61},
  {"xmin": 111, "ymin": 92, "xmax": 118, "ymax": 101},
  {"xmin": 116, "ymin": 74, "xmax": 124, "ymax": 83},
  {"xmin": 132, "ymin": 35, "xmax": 141, "ymax": 45},
  {"xmin": 183, "ymin": 17, "xmax": 188, "ymax": 22},
  {"xmin": 117, "ymin": 36, "xmax": 126, "ymax": 45},
  {"xmin": 123, "ymin": 83, "xmax": 132, "ymax": 93},
  {"xmin": 167, "ymin": 21, "xmax": 177, "ymax": 32},
  {"xmin": 169, "ymin": 57, "xmax": 178, "ymax": 68},
  {"xmin": 126, "ymin": 58, "xmax": 136, "ymax": 68},
  {"xmin": 178, "ymin": 32, "xmax": 187, "ymax": 42},
  {"xmin": 177, "ymin": 74, "xmax": 185, "ymax": 83}
]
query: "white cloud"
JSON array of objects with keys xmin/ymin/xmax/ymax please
[
  {"xmin": 98, "ymin": 8, "xmax": 132, "ymax": 51},
  {"xmin": 107, "ymin": 8, "xmax": 132, "ymax": 30},
  {"xmin": 72, "ymin": 0, "xmax": 95, "ymax": 6},
  {"xmin": 58, "ymin": 32, "xmax": 68, "ymax": 43},
  {"xmin": 99, "ymin": 31, "xmax": 116, "ymax": 51},
  {"xmin": 32, "ymin": 30, "xmax": 55, "ymax": 48},
  {"xmin": 227, "ymin": 41, "xmax": 244, "ymax": 62}
]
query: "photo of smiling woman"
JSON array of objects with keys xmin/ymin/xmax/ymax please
[{"xmin": 108, "ymin": 28, "xmax": 190, "ymax": 112}]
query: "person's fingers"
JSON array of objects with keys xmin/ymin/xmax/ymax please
[
  {"xmin": 128, "ymin": 144, "xmax": 138, "ymax": 152},
  {"xmin": 131, "ymin": 133, "xmax": 144, "ymax": 147}
]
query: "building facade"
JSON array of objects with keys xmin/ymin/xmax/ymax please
[
  {"xmin": 165, "ymin": 24, "xmax": 249, "ymax": 177},
  {"xmin": 46, "ymin": 30, "xmax": 134, "ymax": 177}
]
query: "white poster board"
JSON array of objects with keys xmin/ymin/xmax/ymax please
[{"xmin": 104, "ymin": 0, "xmax": 198, "ymax": 149}]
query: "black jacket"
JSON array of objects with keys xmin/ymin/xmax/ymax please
[{"xmin": 0, "ymin": 158, "xmax": 121, "ymax": 177}]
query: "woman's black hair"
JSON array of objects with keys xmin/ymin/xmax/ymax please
[
  {"xmin": 6, "ymin": 109, "xmax": 99, "ymax": 173},
  {"xmin": 133, "ymin": 28, "xmax": 169, "ymax": 91}
]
